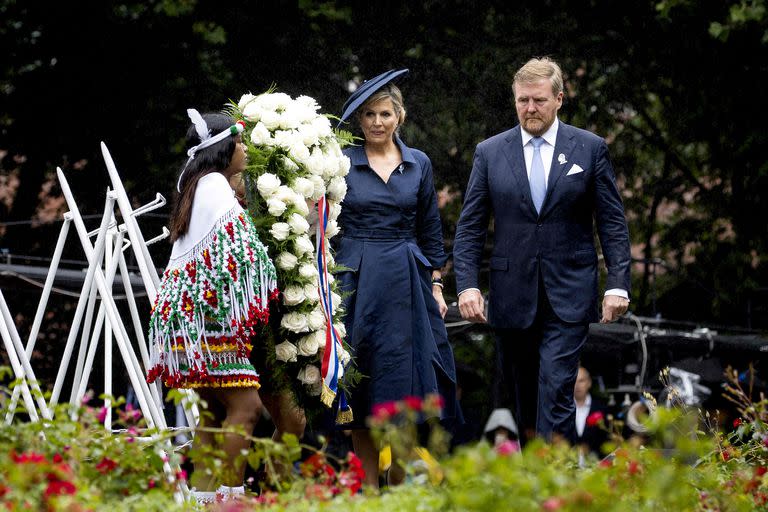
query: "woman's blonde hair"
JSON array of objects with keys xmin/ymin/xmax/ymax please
[{"xmin": 356, "ymin": 83, "xmax": 407, "ymax": 128}]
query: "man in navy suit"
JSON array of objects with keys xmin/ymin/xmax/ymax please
[{"xmin": 453, "ymin": 57, "xmax": 631, "ymax": 443}]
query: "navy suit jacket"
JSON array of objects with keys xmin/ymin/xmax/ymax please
[{"xmin": 453, "ymin": 121, "xmax": 631, "ymax": 328}]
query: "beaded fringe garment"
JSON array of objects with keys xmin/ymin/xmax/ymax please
[{"xmin": 147, "ymin": 206, "xmax": 278, "ymax": 388}]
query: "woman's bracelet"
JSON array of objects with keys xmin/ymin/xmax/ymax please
[{"xmin": 431, "ymin": 276, "xmax": 444, "ymax": 289}]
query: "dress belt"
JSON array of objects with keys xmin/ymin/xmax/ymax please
[{"xmin": 342, "ymin": 228, "xmax": 416, "ymax": 240}]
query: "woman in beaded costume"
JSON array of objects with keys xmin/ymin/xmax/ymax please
[{"xmin": 147, "ymin": 110, "xmax": 278, "ymax": 502}]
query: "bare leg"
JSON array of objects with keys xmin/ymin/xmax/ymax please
[
  {"xmin": 213, "ymin": 387, "xmax": 263, "ymax": 486},
  {"xmin": 189, "ymin": 390, "xmax": 224, "ymax": 492},
  {"xmin": 261, "ymin": 390, "xmax": 306, "ymax": 442},
  {"xmin": 351, "ymin": 429, "xmax": 380, "ymax": 489}
]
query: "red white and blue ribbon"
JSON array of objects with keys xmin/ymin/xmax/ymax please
[{"xmin": 315, "ymin": 195, "xmax": 352, "ymax": 423}]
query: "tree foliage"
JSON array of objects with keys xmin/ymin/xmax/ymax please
[{"xmin": 1, "ymin": 0, "xmax": 766, "ymax": 328}]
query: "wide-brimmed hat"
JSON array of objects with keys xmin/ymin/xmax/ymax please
[{"xmin": 337, "ymin": 68, "xmax": 409, "ymax": 127}]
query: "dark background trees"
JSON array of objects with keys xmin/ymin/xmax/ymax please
[{"xmin": 2, "ymin": 0, "xmax": 766, "ymax": 329}]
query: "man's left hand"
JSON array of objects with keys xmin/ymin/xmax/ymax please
[{"xmin": 601, "ymin": 295, "xmax": 629, "ymax": 323}]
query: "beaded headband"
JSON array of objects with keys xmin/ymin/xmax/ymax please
[{"xmin": 177, "ymin": 108, "xmax": 246, "ymax": 192}]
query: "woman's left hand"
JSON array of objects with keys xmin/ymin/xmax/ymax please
[{"xmin": 433, "ymin": 286, "xmax": 448, "ymax": 319}]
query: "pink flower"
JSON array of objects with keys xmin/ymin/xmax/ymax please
[
  {"xmin": 541, "ymin": 497, "xmax": 564, "ymax": 510},
  {"xmin": 496, "ymin": 440, "xmax": 520, "ymax": 455},
  {"xmin": 97, "ymin": 406, "xmax": 108, "ymax": 423}
]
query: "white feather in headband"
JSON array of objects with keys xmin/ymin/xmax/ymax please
[{"xmin": 176, "ymin": 109, "xmax": 246, "ymax": 192}]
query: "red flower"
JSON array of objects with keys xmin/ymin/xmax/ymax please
[
  {"xmin": 11, "ymin": 451, "xmax": 46, "ymax": 464},
  {"xmin": 372, "ymin": 401, "xmax": 398, "ymax": 421},
  {"xmin": 95, "ymin": 457, "xmax": 118, "ymax": 474},
  {"xmin": 733, "ymin": 418, "xmax": 742, "ymax": 428},
  {"xmin": 756, "ymin": 466, "xmax": 767, "ymax": 477},
  {"xmin": 403, "ymin": 395, "xmax": 423, "ymax": 411},
  {"xmin": 148, "ymin": 479, "xmax": 156, "ymax": 489},
  {"xmin": 586, "ymin": 411, "xmax": 604, "ymax": 427},
  {"xmin": 599, "ymin": 459, "xmax": 613, "ymax": 468},
  {"xmin": 628, "ymin": 460, "xmax": 640, "ymax": 475},
  {"xmin": 175, "ymin": 469, "xmax": 187, "ymax": 481},
  {"xmin": 44, "ymin": 480, "xmax": 76, "ymax": 497},
  {"xmin": 52, "ymin": 453, "xmax": 63, "ymax": 463}
]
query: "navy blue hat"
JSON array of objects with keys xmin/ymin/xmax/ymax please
[{"xmin": 337, "ymin": 68, "xmax": 409, "ymax": 127}]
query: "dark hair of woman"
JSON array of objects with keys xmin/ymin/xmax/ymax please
[{"xmin": 169, "ymin": 112, "xmax": 238, "ymax": 241}]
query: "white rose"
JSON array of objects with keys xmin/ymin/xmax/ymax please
[
  {"xmin": 249, "ymin": 122, "xmax": 272, "ymax": 146},
  {"xmin": 327, "ymin": 201, "xmax": 341, "ymax": 221},
  {"xmin": 276, "ymin": 252, "xmax": 298, "ymax": 270},
  {"xmin": 287, "ymin": 212, "xmax": 310, "ymax": 234},
  {"xmin": 333, "ymin": 322, "xmax": 346, "ymax": 339},
  {"xmin": 303, "ymin": 283, "xmax": 319, "ymax": 303},
  {"xmin": 331, "ymin": 292, "xmax": 342, "ymax": 309},
  {"xmin": 260, "ymin": 110, "xmax": 281, "ymax": 131},
  {"xmin": 299, "ymin": 262, "xmax": 319, "ymax": 280},
  {"xmin": 293, "ymin": 177, "xmax": 315, "ymax": 198},
  {"xmin": 311, "ymin": 116, "xmax": 332, "ymax": 138},
  {"xmin": 275, "ymin": 185, "xmax": 296, "ymax": 204},
  {"xmin": 337, "ymin": 155, "xmax": 351, "ymax": 176},
  {"xmin": 269, "ymin": 222, "xmax": 291, "ymax": 241},
  {"xmin": 309, "ymin": 175, "xmax": 326, "ymax": 201},
  {"xmin": 270, "ymin": 92, "xmax": 292, "ymax": 110},
  {"xmin": 282, "ymin": 156, "xmax": 300, "ymax": 172},
  {"xmin": 293, "ymin": 194, "xmax": 310, "ymax": 216},
  {"xmin": 308, "ymin": 308, "xmax": 326, "ymax": 331},
  {"xmin": 327, "ymin": 176, "xmax": 348, "ymax": 201},
  {"xmin": 339, "ymin": 347, "xmax": 351, "ymax": 366},
  {"xmin": 272, "ymin": 129, "xmax": 296, "ymax": 149},
  {"xmin": 297, "ymin": 364, "xmax": 322, "ymax": 386},
  {"xmin": 281, "ymin": 312, "xmax": 310, "ymax": 333},
  {"xmin": 267, "ymin": 198, "xmax": 287, "ymax": 217},
  {"xmin": 257, "ymin": 173, "xmax": 281, "ymax": 198},
  {"xmin": 289, "ymin": 141, "xmax": 311, "ymax": 164},
  {"xmin": 326, "ymin": 251, "xmax": 335, "ymax": 267},
  {"xmin": 326, "ymin": 219, "xmax": 340, "ymax": 238},
  {"xmin": 279, "ymin": 109, "xmax": 301, "ymax": 130},
  {"xmin": 297, "ymin": 123, "xmax": 319, "ymax": 147},
  {"xmin": 254, "ymin": 92, "xmax": 279, "ymax": 112},
  {"xmin": 294, "ymin": 235, "xmax": 315, "ymax": 256},
  {"xmin": 238, "ymin": 93, "xmax": 257, "ymax": 111},
  {"xmin": 296, "ymin": 95, "xmax": 320, "ymax": 111},
  {"xmin": 306, "ymin": 148, "xmax": 325, "ymax": 176},
  {"xmin": 274, "ymin": 341, "xmax": 298, "ymax": 362},
  {"xmin": 297, "ymin": 331, "xmax": 322, "ymax": 357},
  {"xmin": 282, "ymin": 285, "xmax": 306, "ymax": 306}
]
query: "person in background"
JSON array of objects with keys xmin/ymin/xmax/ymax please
[
  {"xmin": 574, "ymin": 366, "xmax": 608, "ymax": 456},
  {"xmin": 483, "ymin": 408, "xmax": 521, "ymax": 454}
]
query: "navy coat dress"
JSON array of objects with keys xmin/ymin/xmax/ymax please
[{"xmin": 335, "ymin": 137, "xmax": 458, "ymax": 427}]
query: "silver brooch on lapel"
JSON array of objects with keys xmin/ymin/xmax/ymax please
[{"xmin": 558, "ymin": 153, "xmax": 567, "ymax": 165}]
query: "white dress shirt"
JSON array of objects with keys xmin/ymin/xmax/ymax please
[
  {"xmin": 458, "ymin": 118, "xmax": 628, "ymax": 301},
  {"xmin": 575, "ymin": 393, "xmax": 592, "ymax": 437}
]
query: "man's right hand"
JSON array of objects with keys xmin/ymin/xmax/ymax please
[{"xmin": 458, "ymin": 289, "xmax": 487, "ymax": 323}]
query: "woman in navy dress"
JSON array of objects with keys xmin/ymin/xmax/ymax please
[{"xmin": 335, "ymin": 72, "xmax": 459, "ymax": 488}]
